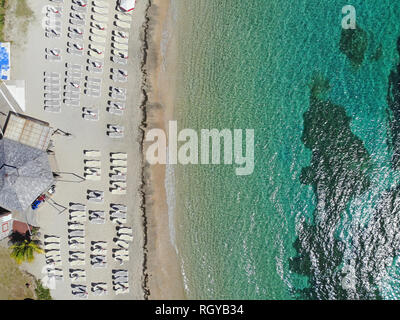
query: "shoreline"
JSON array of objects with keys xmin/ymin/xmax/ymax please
[
  {"xmin": 139, "ymin": 0, "xmax": 152, "ymax": 300},
  {"xmin": 143, "ymin": 0, "xmax": 186, "ymax": 299}
]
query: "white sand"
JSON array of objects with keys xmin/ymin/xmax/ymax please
[{"xmin": 5, "ymin": 0, "xmax": 148, "ymax": 300}]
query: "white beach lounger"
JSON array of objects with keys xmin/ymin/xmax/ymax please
[
  {"xmin": 112, "ymin": 42, "xmax": 129, "ymax": 51},
  {"xmin": 111, "ymin": 56, "xmax": 128, "ymax": 65},
  {"xmin": 66, "ymin": 63, "xmax": 83, "ymax": 71},
  {"xmin": 111, "ymin": 174, "xmax": 126, "ymax": 182},
  {"xmin": 90, "ymin": 21, "xmax": 107, "ymax": 31},
  {"xmin": 70, "ymin": 12, "xmax": 85, "ymax": 20},
  {"xmin": 111, "ymin": 204, "xmax": 127, "ymax": 211},
  {"xmin": 114, "ymin": 287, "xmax": 129, "ymax": 295},
  {"xmin": 68, "ymin": 222, "xmax": 84, "ymax": 230},
  {"xmin": 92, "ymin": 6, "xmax": 108, "ymax": 15},
  {"xmin": 107, "ymin": 107, "xmax": 123, "ymax": 115},
  {"xmin": 115, "ymin": 13, "xmax": 132, "ymax": 23},
  {"xmin": 85, "ymin": 160, "xmax": 101, "ymax": 167},
  {"xmin": 69, "ymin": 18, "xmax": 85, "ymax": 26},
  {"xmin": 112, "ymin": 36, "xmax": 129, "ymax": 45},
  {"xmin": 90, "ymin": 27, "xmax": 107, "ymax": 37},
  {"xmin": 114, "ymin": 20, "xmax": 131, "ymax": 30},
  {"xmin": 44, "ymin": 235, "xmax": 60, "ymax": 242},
  {"xmin": 85, "ymin": 173, "xmax": 101, "ymax": 181},
  {"xmin": 70, "ymin": 203, "xmax": 86, "ymax": 210},
  {"xmin": 112, "ymin": 217, "xmax": 127, "ymax": 225},
  {"xmin": 71, "ymin": 4, "xmax": 87, "ymax": 13},
  {"xmin": 112, "ymin": 275, "xmax": 128, "ymax": 284},
  {"xmin": 93, "ymin": 0, "xmax": 109, "ymax": 8},
  {"xmin": 111, "ymin": 49, "xmax": 128, "ymax": 59},
  {"xmin": 111, "ymin": 181, "xmax": 127, "ymax": 188},
  {"xmin": 91, "ymin": 248, "xmax": 107, "ymax": 255},
  {"xmin": 45, "ymin": 251, "xmax": 61, "ymax": 259},
  {"xmin": 111, "ymin": 166, "xmax": 127, "ymax": 174},
  {"xmin": 117, "ymin": 227, "xmax": 133, "ymax": 234},
  {"xmin": 70, "ymin": 260, "xmax": 85, "ymax": 267},
  {"xmin": 69, "ymin": 230, "xmax": 85, "ymax": 237},
  {"xmin": 112, "ymin": 270, "xmax": 128, "ymax": 278},
  {"xmin": 45, "ymin": 243, "xmax": 61, "ymax": 251},
  {"xmin": 114, "ymin": 248, "xmax": 128, "ymax": 256},
  {"xmin": 119, "ymin": 234, "xmax": 133, "ymax": 242},
  {"xmin": 84, "ymin": 150, "xmax": 101, "ymax": 157},
  {"xmin": 112, "ymin": 30, "xmax": 129, "ymax": 39},
  {"xmin": 89, "ymin": 35, "xmax": 106, "ymax": 44},
  {"xmin": 110, "ymin": 187, "xmax": 126, "ymax": 194},
  {"xmin": 111, "ymin": 152, "xmax": 127, "ymax": 159},
  {"xmin": 91, "ymin": 13, "xmax": 108, "ymax": 23},
  {"xmin": 115, "ymin": 240, "xmax": 129, "ymax": 249}
]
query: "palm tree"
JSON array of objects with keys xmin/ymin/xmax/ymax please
[
  {"xmin": 10, "ymin": 240, "xmax": 44, "ymax": 264},
  {"xmin": 8, "ymin": 229, "xmax": 44, "ymax": 264}
]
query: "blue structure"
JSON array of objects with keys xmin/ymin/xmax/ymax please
[{"xmin": 0, "ymin": 43, "xmax": 10, "ymax": 80}]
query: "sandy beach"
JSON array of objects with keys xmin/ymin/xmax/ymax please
[
  {"xmin": 143, "ymin": 0, "xmax": 186, "ymax": 299},
  {"xmin": 3, "ymin": 0, "xmax": 148, "ymax": 299}
]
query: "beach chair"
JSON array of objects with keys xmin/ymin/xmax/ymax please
[
  {"xmin": 69, "ymin": 203, "xmax": 86, "ymax": 211},
  {"xmin": 69, "ymin": 230, "xmax": 85, "ymax": 237},
  {"xmin": 70, "ymin": 12, "xmax": 85, "ymax": 20},
  {"xmin": 118, "ymin": 234, "xmax": 133, "ymax": 242},
  {"xmin": 114, "ymin": 20, "xmax": 131, "ymax": 30},
  {"xmin": 111, "ymin": 204, "xmax": 127, "ymax": 211},
  {"xmin": 71, "ymin": 4, "xmax": 87, "ymax": 13},
  {"xmin": 85, "ymin": 173, "xmax": 101, "ymax": 181},
  {"xmin": 117, "ymin": 227, "xmax": 132, "ymax": 234},
  {"xmin": 89, "ymin": 35, "xmax": 106, "ymax": 44},
  {"xmin": 110, "ymin": 152, "xmax": 127, "ymax": 160},
  {"xmin": 115, "ymin": 13, "xmax": 132, "ymax": 23},
  {"xmin": 68, "ymin": 222, "xmax": 84, "ymax": 230},
  {"xmin": 112, "ymin": 30, "xmax": 129, "ymax": 39},
  {"xmin": 112, "ymin": 36, "xmax": 129, "ymax": 45},
  {"xmin": 115, "ymin": 240, "xmax": 129, "ymax": 249},
  {"xmin": 112, "ymin": 270, "xmax": 128, "ymax": 278},
  {"xmin": 84, "ymin": 150, "xmax": 101, "ymax": 157},
  {"xmin": 66, "ymin": 63, "xmax": 83, "ymax": 71},
  {"xmin": 45, "ymin": 243, "xmax": 61, "ymax": 251},
  {"xmin": 111, "ymin": 174, "xmax": 127, "ymax": 182},
  {"xmin": 112, "ymin": 276, "xmax": 128, "ymax": 284},
  {"xmin": 93, "ymin": 0, "xmax": 109, "ymax": 8},
  {"xmin": 44, "ymin": 71, "xmax": 60, "ymax": 78},
  {"xmin": 44, "ymin": 93, "xmax": 61, "ymax": 100},
  {"xmin": 64, "ymin": 99, "xmax": 80, "ymax": 107},
  {"xmin": 90, "ymin": 27, "xmax": 107, "ymax": 37},
  {"xmin": 112, "ymin": 41, "xmax": 129, "ymax": 51},
  {"xmin": 107, "ymin": 107, "xmax": 123, "ymax": 116},
  {"xmin": 44, "ymin": 100, "xmax": 61, "ymax": 106},
  {"xmin": 64, "ymin": 92, "xmax": 80, "ymax": 100},
  {"xmin": 111, "ymin": 166, "xmax": 127, "ymax": 174},
  {"xmin": 69, "ymin": 18, "xmax": 85, "ymax": 26},
  {"xmin": 111, "ymin": 55, "xmax": 128, "ymax": 65},
  {"xmin": 91, "ymin": 14, "xmax": 108, "ymax": 23},
  {"xmin": 92, "ymin": 6, "xmax": 108, "ymax": 15}
]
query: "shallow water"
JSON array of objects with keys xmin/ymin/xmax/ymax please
[{"xmin": 169, "ymin": 0, "xmax": 400, "ymax": 299}]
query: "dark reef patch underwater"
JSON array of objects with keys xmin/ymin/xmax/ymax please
[
  {"xmin": 290, "ymin": 31, "xmax": 400, "ymax": 299},
  {"xmin": 291, "ymin": 76, "xmax": 372, "ymax": 299},
  {"xmin": 339, "ymin": 25, "xmax": 368, "ymax": 68}
]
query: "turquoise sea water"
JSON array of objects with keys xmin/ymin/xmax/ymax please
[{"xmin": 169, "ymin": 0, "xmax": 400, "ymax": 299}]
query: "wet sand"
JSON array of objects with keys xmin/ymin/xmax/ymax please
[{"xmin": 144, "ymin": 0, "xmax": 186, "ymax": 299}]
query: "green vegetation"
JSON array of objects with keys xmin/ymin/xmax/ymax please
[
  {"xmin": 0, "ymin": 0, "xmax": 8, "ymax": 42},
  {"xmin": 339, "ymin": 26, "xmax": 368, "ymax": 68},
  {"xmin": 9, "ymin": 230, "xmax": 44, "ymax": 265},
  {"xmin": 34, "ymin": 279, "xmax": 52, "ymax": 300}
]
